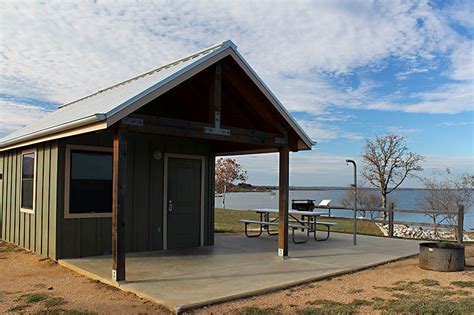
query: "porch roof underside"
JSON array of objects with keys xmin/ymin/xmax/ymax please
[{"xmin": 0, "ymin": 41, "xmax": 313, "ymax": 154}]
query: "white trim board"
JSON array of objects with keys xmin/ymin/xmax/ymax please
[{"xmin": 20, "ymin": 148, "xmax": 37, "ymax": 214}]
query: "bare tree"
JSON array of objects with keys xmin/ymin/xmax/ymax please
[
  {"xmin": 420, "ymin": 169, "xmax": 473, "ymax": 239},
  {"xmin": 362, "ymin": 134, "xmax": 424, "ymax": 219},
  {"xmin": 215, "ymin": 158, "xmax": 248, "ymax": 208},
  {"xmin": 341, "ymin": 186, "xmax": 383, "ymax": 219}
]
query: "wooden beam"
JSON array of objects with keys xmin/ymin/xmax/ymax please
[
  {"xmin": 278, "ymin": 147, "xmax": 289, "ymax": 257},
  {"xmin": 112, "ymin": 124, "xmax": 127, "ymax": 281},
  {"xmin": 217, "ymin": 147, "xmax": 278, "ymax": 156},
  {"xmin": 125, "ymin": 115, "xmax": 287, "ymax": 147},
  {"xmin": 209, "ymin": 63, "xmax": 222, "ymax": 123}
]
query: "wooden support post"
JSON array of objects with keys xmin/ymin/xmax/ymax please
[
  {"xmin": 457, "ymin": 204, "xmax": 464, "ymax": 244},
  {"xmin": 278, "ymin": 147, "xmax": 289, "ymax": 257},
  {"xmin": 388, "ymin": 202, "xmax": 394, "ymax": 238},
  {"xmin": 209, "ymin": 63, "xmax": 222, "ymax": 124},
  {"xmin": 112, "ymin": 124, "xmax": 127, "ymax": 281}
]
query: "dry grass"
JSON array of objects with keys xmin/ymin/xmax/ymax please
[{"xmin": 215, "ymin": 208, "xmax": 383, "ymax": 236}]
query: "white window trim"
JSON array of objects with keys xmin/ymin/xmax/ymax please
[
  {"xmin": 64, "ymin": 144, "xmax": 113, "ymax": 219},
  {"xmin": 20, "ymin": 148, "xmax": 36, "ymax": 214}
]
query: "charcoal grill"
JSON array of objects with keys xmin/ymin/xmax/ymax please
[{"xmin": 291, "ymin": 199, "xmax": 315, "ymax": 211}]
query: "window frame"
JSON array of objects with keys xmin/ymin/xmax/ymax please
[
  {"xmin": 20, "ymin": 148, "xmax": 36, "ymax": 214},
  {"xmin": 64, "ymin": 144, "xmax": 113, "ymax": 219}
]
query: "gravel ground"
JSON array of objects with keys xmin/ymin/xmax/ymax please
[{"xmin": 0, "ymin": 241, "xmax": 170, "ymax": 314}]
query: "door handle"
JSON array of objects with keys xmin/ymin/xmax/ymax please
[{"xmin": 168, "ymin": 200, "xmax": 173, "ymax": 213}]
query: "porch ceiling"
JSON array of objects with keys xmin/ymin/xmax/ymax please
[{"xmin": 59, "ymin": 233, "xmax": 420, "ymax": 313}]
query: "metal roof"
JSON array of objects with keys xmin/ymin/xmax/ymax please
[{"xmin": 0, "ymin": 40, "xmax": 314, "ymax": 151}]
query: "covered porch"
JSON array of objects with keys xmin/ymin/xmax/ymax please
[{"xmin": 59, "ymin": 232, "xmax": 420, "ymax": 312}]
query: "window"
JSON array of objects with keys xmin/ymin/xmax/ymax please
[
  {"xmin": 65, "ymin": 145, "xmax": 113, "ymax": 218},
  {"xmin": 21, "ymin": 150, "xmax": 36, "ymax": 213}
]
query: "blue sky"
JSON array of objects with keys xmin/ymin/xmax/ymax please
[{"xmin": 0, "ymin": 0, "xmax": 473, "ymax": 187}]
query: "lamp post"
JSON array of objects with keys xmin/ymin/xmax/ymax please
[{"xmin": 346, "ymin": 159, "xmax": 357, "ymax": 246}]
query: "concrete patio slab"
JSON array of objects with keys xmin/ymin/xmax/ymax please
[{"xmin": 59, "ymin": 233, "xmax": 420, "ymax": 313}]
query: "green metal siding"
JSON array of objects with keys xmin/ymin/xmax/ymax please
[
  {"xmin": 57, "ymin": 131, "xmax": 214, "ymax": 259},
  {"xmin": 0, "ymin": 142, "xmax": 59, "ymax": 258},
  {"xmin": 56, "ymin": 131, "xmax": 113, "ymax": 259},
  {"xmin": 1, "ymin": 130, "xmax": 215, "ymax": 259}
]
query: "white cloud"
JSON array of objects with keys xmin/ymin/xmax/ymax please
[
  {"xmin": 316, "ymin": 114, "xmax": 353, "ymax": 122},
  {"xmin": 296, "ymin": 118, "xmax": 363, "ymax": 143},
  {"xmin": 0, "ymin": 100, "xmax": 49, "ymax": 137},
  {"xmin": 0, "ymin": 0, "xmax": 473, "ymax": 158},
  {"xmin": 226, "ymin": 151, "xmax": 474, "ymax": 187},
  {"xmin": 449, "ymin": 40, "xmax": 474, "ymax": 81},
  {"xmin": 227, "ymin": 151, "xmax": 360, "ymax": 186},
  {"xmin": 386, "ymin": 126, "xmax": 421, "ymax": 135},
  {"xmin": 444, "ymin": 0, "xmax": 474, "ymax": 30},
  {"xmin": 439, "ymin": 121, "xmax": 474, "ymax": 127},
  {"xmin": 396, "ymin": 67, "xmax": 429, "ymax": 80},
  {"xmin": 0, "ymin": 0, "xmax": 471, "ymax": 118},
  {"xmin": 404, "ymin": 82, "xmax": 473, "ymax": 114},
  {"xmin": 423, "ymin": 155, "xmax": 474, "ymax": 174}
]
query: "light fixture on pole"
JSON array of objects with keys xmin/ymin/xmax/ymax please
[{"xmin": 346, "ymin": 159, "xmax": 357, "ymax": 246}]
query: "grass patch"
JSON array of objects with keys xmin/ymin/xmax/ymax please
[
  {"xmin": 214, "ymin": 208, "xmax": 383, "ymax": 236},
  {"xmin": 301, "ymin": 299, "xmax": 371, "ymax": 314},
  {"xmin": 44, "ymin": 297, "xmax": 66, "ymax": 308},
  {"xmin": 375, "ymin": 280, "xmax": 417, "ymax": 292},
  {"xmin": 0, "ymin": 241, "xmax": 17, "ymax": 253},
  {"xmin": 418, "ymin": 279, "xmax": 440, "ymax": 287},
  {"xmin": 370, "ymin": 279, "xmax": 474, "ymax": 314},
  {"xmin": 21, "ymin": 292, "xmax": 48, "ymax": 303},
  {"xmin": 239, "ymin": 306, "xmax": 280, "ymax": 315},
  {"xmin": 372, "ymin": 296, "xmax": 474, "ymax": 314},
  {"xmin": 215, "ymin": 208, "xmax": 262, "ymax": 233},
  {"xmin": 376, "ymin": 279, "xmax": 440, "ymax": 292},
  {"xmin": 451, "ymin": 281, "xmax": 474, "ymax": 288},
  {"xmin": 7, "ymin": 304, "xmax": 28, "ymax": 312}
]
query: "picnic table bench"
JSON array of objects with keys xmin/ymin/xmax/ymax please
[{"xmin": 238, "ymin": 209, "xmax": 337, "ymax": 244}]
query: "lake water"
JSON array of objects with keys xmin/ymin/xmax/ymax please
[{"xmin": 215, "ymin": 189, "xmax": 474, "ymax": 230}]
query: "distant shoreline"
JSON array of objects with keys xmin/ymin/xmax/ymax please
[{"xmin": 226, "ymin": 186, "xmax": 434, "ymax": 193}]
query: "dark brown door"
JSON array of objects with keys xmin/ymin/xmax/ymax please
[{"xmin": 166, "ymin": 157, "xmax": 202, "ymax": 249}]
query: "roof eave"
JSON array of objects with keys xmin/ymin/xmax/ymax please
[{"xmin": 0, "ymin": 114, "xmax": 107, "ymax": 151}]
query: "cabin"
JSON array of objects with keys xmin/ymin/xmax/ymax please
[{"xmin": 0, "ymin": 40, "xmax": 313, "ymax": 281}]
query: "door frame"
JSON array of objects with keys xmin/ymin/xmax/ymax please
[{"xmin": 163, "ymin": 153, "xmax": 206, "ymax": 250}]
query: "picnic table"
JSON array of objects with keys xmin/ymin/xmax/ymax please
[{"xmin": 238, "ymin": 209, "xmax": 336, "ymax": 244}]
